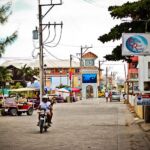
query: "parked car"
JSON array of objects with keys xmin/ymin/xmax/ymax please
[
  {"xmin": 98, "ymin": 91, "xmax": 105, "ymax": 97},
  {"xmin": 1, "ymin": 97, "xmax": 34, "ymax": 116},
  {"xmin": 55, "ymin": 95, "xmax": 64, "ymax": 103},
  {"xmin": 111, "ymin": 91, "xmax": 121, "ymax": 101}
]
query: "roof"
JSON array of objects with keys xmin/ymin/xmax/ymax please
[
  {"xmin": 0, "ymin": 59, "xmax": 33, "ymax": 69},
  {"xmin": 82, "ymin": 52, "xmax": 98, "ymax": 59},
  {"xmin": 0, "ymin": 59, "xmax": 80, "ymax": 69},
  {"xmin": 30, "ymin": 59, "xmax": 80, "ymax": 68}
]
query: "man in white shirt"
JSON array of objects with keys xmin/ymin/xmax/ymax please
[{"xmin": 38, "ymin": 95, "xmax": 51, "ymax": 126}]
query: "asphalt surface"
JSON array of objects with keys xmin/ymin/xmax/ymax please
[{"xmin": 0, "ymin": 98, "xmax": 150, "ymax": 150}]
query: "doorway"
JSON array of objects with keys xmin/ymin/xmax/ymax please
[{"xmin": 86, "ymin": 85, "xmax": 94, "ymax": 98}]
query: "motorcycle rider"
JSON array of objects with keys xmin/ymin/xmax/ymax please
[{"xmin": 37, "ymin": 95, "xmax": 51, "ymax": 126}]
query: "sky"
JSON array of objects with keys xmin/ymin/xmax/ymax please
[{"xmin": 0, "ymin": 0, "xmax": 138, "ymax": 79}]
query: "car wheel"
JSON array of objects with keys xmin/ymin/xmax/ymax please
[
  {"xmin": 27, "ymin": 107, "xmax": 33, "ymax": 116},
  {"xmin": 9, "ymin": 108, "xmax": 17, "ymax": 116}
]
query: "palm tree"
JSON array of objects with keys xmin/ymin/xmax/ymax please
[
  {"xmin": 0, "ymin": 2, "xmax": 17, "ymax": 57},
  {"xmin": 0, "ymin": 67, "xmax": 12, "ymax": 94}
]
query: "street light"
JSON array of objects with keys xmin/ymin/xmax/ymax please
[{"xmin": 44, "ymin": 64, "xmax": 47, "ymax": 87}]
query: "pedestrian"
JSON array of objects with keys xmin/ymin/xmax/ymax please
[
  {"xmin": 109, "ymin": 91, "xmax": 112, "ymax": 102},
  {"xmin": 105, "ymin": 90, "xmax": 109, "ymax": 102}
]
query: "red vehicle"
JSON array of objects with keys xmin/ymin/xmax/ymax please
[{"xmin": 1, "ymin": 97, "xmax": 34, "ymax": 116}]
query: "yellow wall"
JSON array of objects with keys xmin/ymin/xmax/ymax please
[
  {"xmin": 73, "ymin": 76, "xmax": 79, "ymax": 87},
  {"xmin": 135, "ymin": 105, "xmax": 143, "ymax": 119}
]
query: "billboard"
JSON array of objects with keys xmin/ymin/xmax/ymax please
[
  {"xmin": 82, "ymin": 74, "xmax": 97, "ymax": 83},
  {"xmin": 122, "ymin": 33, "xmax": 150, "ymax": 56}
]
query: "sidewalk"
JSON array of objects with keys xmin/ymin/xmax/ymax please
[{"xmin": 126, "ymin": 102, "xmax": 150, "ymax": 141}]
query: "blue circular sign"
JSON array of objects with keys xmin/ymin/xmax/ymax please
[{"xmin": 126, "ymin": 35, "xmax": 148, "ymax": 53}]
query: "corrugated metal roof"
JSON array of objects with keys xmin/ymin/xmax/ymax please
[{"xmin": 0, "ymin": 59, "xmax": 80, "ymax": 69}]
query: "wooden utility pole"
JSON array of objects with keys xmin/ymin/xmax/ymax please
[
  {"xmin": 70, "ymin": 54, "xmax": 72, "ymax": 88},
  {"xmin": 106, "ymin": 66, "xmax": 108, "ymax": 90},
  {"xmin": 38, "ymin": 0, "xmax": 62, "ymax": 102},
  {"xmin": 99, "ymin": 60, "xmax": 105, "ymax": 90}
]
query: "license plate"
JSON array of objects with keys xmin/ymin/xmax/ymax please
[{"xmin": 40, "ymin": 118, "xmax": 44, "ymax": 120}]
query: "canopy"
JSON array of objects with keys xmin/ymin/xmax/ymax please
[
  {"xmin": 67, "ymin": 87, "xmax": 81, "ymax": 93},
  {"xmin": 9, "ymin": 87, "xmax": 38, "ymax": 92},
  {"xmin": 56, "ymin": 88, "xmax": 69, "ymax": 93}
]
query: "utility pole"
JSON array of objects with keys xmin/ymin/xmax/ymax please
[
  {"xmin": 80, "ymin": 45, "xmax": 92, "ymax": 67},
  {"xmin": 38, "ymin": 0, "xmax": 62, "ymax": 102},
  {"xmin": 98, "ymin": 60, "xmax": 105, "ymax": 90},
  {"xmin": 38, "ymin": 0, "xmax": 44, "ymax": 102},
  {"xmin": 70, "ymin": 54, "xmax": 72, "ymax": 87},
  {"xmin": 106, "ymin": 66, "xmax": 108, "ymax": 90},
  {"xmin": 70, "ymin": 54, "xmax": 72, "ymax": 102}
]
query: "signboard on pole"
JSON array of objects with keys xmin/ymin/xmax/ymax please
[
  {"xmin": 137, "ymin": 94, "xmax": 150, "ymax": 105},
  {"xmin": 122, "ymin": 33, "xmax": 150, "ymax": 56}
]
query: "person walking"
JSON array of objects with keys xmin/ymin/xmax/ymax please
[
  {"xmin": 109, "ymin": 91, "xmax": 112, "ymax": 102},
  {"xmin": 105, "ymin": 90, "xmax": 109, "ymax": 102}
]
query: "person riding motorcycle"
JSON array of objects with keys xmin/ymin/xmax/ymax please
[{"xmin": 37, "ymin": 95, "xmax": 51, "ymax": 126}]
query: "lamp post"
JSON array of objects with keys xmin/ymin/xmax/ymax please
[
  {"xmin": 44, "ymin": 64, "xmax": 47, "ymax": 87},
  {"xmin": 67, "ymin": 72, "xmax": 69, "ymax": 86}
]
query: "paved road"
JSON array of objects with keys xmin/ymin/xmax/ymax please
[{"xmin": 0, "ymin": 98, "xmax": 150, "ymax": 150}]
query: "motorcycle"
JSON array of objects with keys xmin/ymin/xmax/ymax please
[{"xmin": 38, "ymin": 109, "xmax": 50, "ymax": 133}]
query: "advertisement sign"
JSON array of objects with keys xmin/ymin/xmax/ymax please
[
  {"xmin": 137, "ymin": 94, "xmax": 150, "ymax": 105},
  {"xmin": 82, "ymin": 74, "xmax": 97, "ymax": 83},
  {"xmin": 122, "ymin": 33, "xmax": 150, "ymax": 56}
]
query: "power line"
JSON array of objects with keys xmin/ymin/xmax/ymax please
[{"xmin": 43, "ymin": 46, "xmax": 67, "ymax": 61}]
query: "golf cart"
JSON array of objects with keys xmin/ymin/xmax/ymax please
[{"xmin": 1, "ymin": 97, "xmax": 34, "ymax": 116}]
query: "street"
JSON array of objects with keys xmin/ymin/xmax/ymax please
[{"xmin": 0, "ymin": 98, "xmax": 150, "ymax": 150}]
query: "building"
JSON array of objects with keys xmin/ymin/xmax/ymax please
[{"xmin": 80, "ymin": 52, "xmax": 98, "ymax": 98}]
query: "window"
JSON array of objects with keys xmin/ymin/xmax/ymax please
[
  {"xmin": 144, "ymin": 81, "xmax": 150, "ymax": 91},
  {"xmin": 148, "ymin": 62, "xmax": 150, "ymax": 79},
  {"xmin": 85, "ymin": 60, "xmax": 94, "ymax": 66},
  {"xmin": 75, "ymin": 68, "xmax": 80, "ymax": 73},
  {"xmin": 129, "ymin": 73, "xmax": 138, "ymax": 79}
]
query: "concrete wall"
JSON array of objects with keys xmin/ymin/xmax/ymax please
[{"xmin": 138, "ymin": 56, "xmax": 150, "ymax": 92}]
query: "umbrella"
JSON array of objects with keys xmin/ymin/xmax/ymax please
[
  {"xmin": 68, "ymin": 87, "xmax": 81, "ymax": 93},
  {"xmin": 56, "ymin": 88, "xmax": 69, "ymax": 93}
]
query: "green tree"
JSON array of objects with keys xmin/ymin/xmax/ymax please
[
  {"xmin": 0, "ymin": 67, "xmax": 12, "ymax": 89},
  {"xmin": 0, "ymin": 2, "xmax": 17, "ymax": 57},
  {"xmin": 98, "ymin": 0, "xmax": 150, "ymax": 62},
  {"xmin": 11, "ymin": 65, "xmax": 39, "ymax": 87}
]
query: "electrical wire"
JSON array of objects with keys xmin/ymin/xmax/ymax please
[
  {"xmin": 44, "ymin": 25, "xmax": 63, "ymax": 48},
  {"xmin": 43, "ymin": 25, "xmax": 51, "ymax": 43},
  {"xmin": 44, "ymin": 25, "xmax": 56, "ymax": 45},
  {"xmin": 43, "ymin": 46, "xmax": 67, "ymax": 61},
  {"xmin": 32, "ymin": 48, "xmax": 39, "ymax": 59}
]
